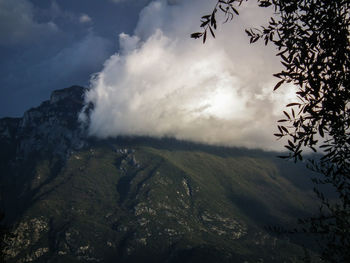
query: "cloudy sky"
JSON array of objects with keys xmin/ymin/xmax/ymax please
[
  {"xmin": 1, "ymin": 0, "xmax": 296, "ymax": 150},
  {"xmin": 0, "ymin": 0, "xmax": 150, "ymax": 117}
]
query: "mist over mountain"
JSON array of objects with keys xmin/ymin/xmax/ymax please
[
  {"xmin": 0, "ymin": 86, "xmax": 321, "ymax": 262},
  {"xmin": 80, "ymin": 0, "xmax": 298, "ymax": 151}
]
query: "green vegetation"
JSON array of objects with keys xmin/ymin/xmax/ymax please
[{"xmin": 2, "ymin": 137, "xmax": 321, "ymax": 262}]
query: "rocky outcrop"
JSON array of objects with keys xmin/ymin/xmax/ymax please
[
  {"xmin": 3, "ymin": 217, "xmax": 49, "ymax": 262},
  {"xmin": 0, "ymin": 86, "xmax": 89, "ymax": 228},
  {"xmin": 0, "ymin": 85, "xmax": 88, "ymax": 161}
]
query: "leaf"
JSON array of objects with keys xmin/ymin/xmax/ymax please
[
  {"xmin": 281, "ymin": 53, "xmax": 289, "ymax": 62},
  {"xmin": 203, "ymin": 30, "xmax": 207, "ymax": 44},
  {"xmin": 190, "ymin": 32, "xmax": 203, "ymax": 39},
  {"xmin": 274, "ymin": 79, "xmax": 285, "ymax": 90},
  {"xmin": 273, "ymin": 72, "xmax": 284, "ymax": 78},
  {"xmin": 219, "ymin": 5, "xmax": 227, "ymax": 13},
  {"xmin": 259, "ymin": 1, "xmax": 272, "ymax": 7},
  {"xmin": 251, "ymin": 36, "xmax": 259, "ymax": 43},
  {"xmin": 276, "ymin": 49, "xmax": 288, "ymax": 56},
  {"xmin": 209, "ymin": 9, "xmax": 217, "ymax": 29},
  {"xmin": 209, "ymin": 26, "xmax": 215, "ymax": 38},
  {"xmin": 278, "ymin": 125, "xmax": 283, "ymax": 133},
  {"xmin": 230, "ymin": 6, "xmax": 239, "ymax": 15},
  {"xmin": 211, "ymin": 16, "xmax": 216, "ymax": 27},
  {"xmin": 270, "ymin": 17, "xmax": 276, "ymax": 25},
  {"xmin": 245, "ymin": 29, "xmax": 252, "ymax": 37},
  {"xmin": 281, "ymin": 126, "xmax": 289, "ymax": 133},
  {"xmin": 283, "ymin": 111, "xmax": 291, "ymax": 119},
  {"xmin": 200, "ymin": 20, "xmax": 210, "ymax": 27},
  {"xmin": 319, "ymin": 126, "xmax": 324, "ymax": 137},
  {"xmin": 285, "ymin": 145, "xmax": 294, "ymax": 151},
  {"xmin": 281, "ymin": 61, "xmax": 289, "ymax": 68},
  {"xmin": 288, "ymin": 140, "xmax": 294, "ymax": 148},
  {"xmin": 286, "ymin": 103, "xmax": 301, "ymax": 107}
]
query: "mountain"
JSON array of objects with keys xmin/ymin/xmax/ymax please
[{"xmin": 0, "ymin": 86, "xmax": 320, "ymax": 263}]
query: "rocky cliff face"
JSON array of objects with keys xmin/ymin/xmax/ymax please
[
  {"xmin": 0, "ymin": 86, "xmax": 87, "ymax": 161},
  {"xmin": 0, "ymin": 86, "xmax": 89, "ymax": 225},
  {"xmin": 0, "ymin": 86, "xmax": 319, "ymax": 263}
]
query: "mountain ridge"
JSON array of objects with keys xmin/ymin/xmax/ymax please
[{"xmin": 0, "ymin": 86, "xmax": 320, "ymax": 262}]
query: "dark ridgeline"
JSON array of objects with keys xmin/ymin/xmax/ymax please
[{"xmin": 0, "ymin": 86, "xmax": 321, "ymax": 262}]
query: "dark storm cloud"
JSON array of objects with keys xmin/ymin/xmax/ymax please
[{"xmin": 0, "ymin": 0, "xmax": 151, "ymax": 117}]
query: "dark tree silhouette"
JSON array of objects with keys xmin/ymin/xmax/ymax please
[{"xmin": 192, "ymin": 1, "xmax": 350, "ymax": 262}]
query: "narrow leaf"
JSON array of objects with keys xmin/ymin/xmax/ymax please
[
  {"xmin": 230, "ymin": 6, "xmax": 239, "ymax": 15},
  {"xmin": 281, "ymin": 126, "xmax": 289, "ymax": 133},
  {"xmin": 319, "ymin": 126, "xmax": 324, "ymax": 137},
  {"xmin": 245, "ymin": 29, "xmax": 252, "ymax": 36},
  {"xmin": 283, "ymin": 111, "xmax": 290, "ymax": 119},
  {"xmin": 274, "ymin": 79, "xmax": 284, "ymax": 90},
  {"xmin": 209, "ymin": 26, "xmax": 215, "ymax": 38},
  {"xmin": 286, "ymin": 103, "xmax": 301, "ymax": 107}
]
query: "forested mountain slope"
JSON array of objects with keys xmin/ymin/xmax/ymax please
[{"xmin": 0, "ymin": 86, "xmax": 319, "ymax": 263}]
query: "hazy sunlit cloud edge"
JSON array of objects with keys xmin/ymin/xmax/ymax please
[{"xmin": 80, "ymin": 0, "xmax": 298, "ymax": 151}]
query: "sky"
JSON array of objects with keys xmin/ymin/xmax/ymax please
[
  {"xmin": 0, "ymin": 0, "xmax": 151, "ymax": 117},
  {"xmin": 0, "ymin": 0, "xmax": 297, "ymax": 150}
]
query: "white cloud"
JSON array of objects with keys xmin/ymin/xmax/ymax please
[{"xmin": 81, "ymin": 0, "xmax": 297, "ymax": 150}]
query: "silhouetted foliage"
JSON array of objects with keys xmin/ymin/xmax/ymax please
[{"xmin": 193, "ymin": 1, "xmax": 350, "ymax": 262}]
